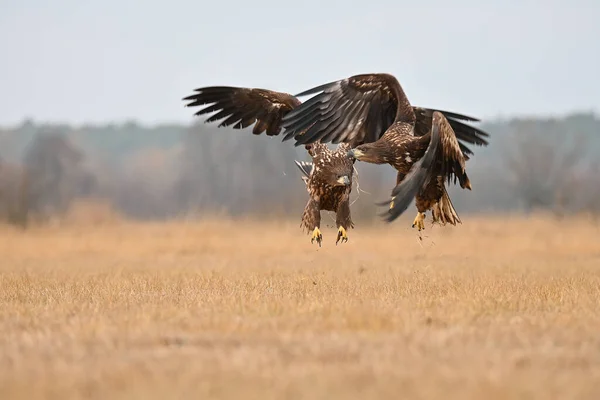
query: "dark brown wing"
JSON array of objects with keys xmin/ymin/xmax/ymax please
[
  {"xmin": 413, "ymin": 107, "xmax": 490, "ymax": 160},
  {"xmin": 281, "ymin": 73, "xmax": 416, "ymax": 147},
  {"xmin": 183, "ymin": 86, "xmax": 301, "ymax": 136},
  {"xmin": 381, "ymin": 111, "xmax": 468, "ymax": 222},
  {"xmin": 435, "ymin": 111, "xmax": 470, "ymax": 189}
]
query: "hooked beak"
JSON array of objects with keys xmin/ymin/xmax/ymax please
[
  {"xmin": 347, "ymin": 149, "xmax": 364, "ymax": 160},
  {"xmin": 336, "ymin": 176, "xmax": 351, "ymax": 186}
]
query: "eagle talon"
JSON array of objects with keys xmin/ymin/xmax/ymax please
[
  {"xmin": 412, "ymin": 212, "xmax": 426, "ymax": 231},
  {"xmin": 336, "ymin": 226, "xmax": 349, "ymax": 245},
  {"xmin": 311, "ymin": 227, "xmax": 323, "ymax": 247}
]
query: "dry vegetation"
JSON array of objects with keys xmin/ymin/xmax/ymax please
[{"xmin": 1, "ymin": 213, "xmax": 600, "ymax": 399}]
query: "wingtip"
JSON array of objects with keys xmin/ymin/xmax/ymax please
[
  {"xmin": 375, "ymin": 198, "xmax": 392, "ymax": 207},
  {"xmin": 463, "ymin": 178, "xmax": 472, "ymax": 190},
  {"xmin": 293, "ymin": 80, "xmax": 338, "ymax": 98},
  {"xmin": 378, "ymin": 208, "xmax": 399, "ymax": 223}
]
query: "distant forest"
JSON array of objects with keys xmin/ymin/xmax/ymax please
[{"xmin": 0, "ymin": 112, "xmax": 598, "ymax": 226}]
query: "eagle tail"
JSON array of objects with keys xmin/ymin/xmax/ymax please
[
  {"xmin": 294, "ymin": 160, "xmax": 313, "ymax": 178},
  {"xmin": 431, "ymin": 184, "xmax": 461, "ymax": 226}
]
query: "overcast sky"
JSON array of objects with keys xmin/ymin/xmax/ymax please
[{"xmin": 1, "ymin": 0, "xmax": 598, "ymax": 126}]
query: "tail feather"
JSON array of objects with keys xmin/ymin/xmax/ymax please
[
  {"xmin": 431, "ymin": 185, "xmax": 461, "ymax": 226},
  {"xmin": 294, "ymin": 160, "xmax": 313, "ymax": 178}
]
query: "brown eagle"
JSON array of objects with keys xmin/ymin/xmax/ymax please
[
  {"xmin": 293, "ymin": 142, "xmax": 355, "ymax": 246},
  {"xmin": 280, "ymin": 73, "xmax": 490, "ymax": 230},
  {"xmin": 182, "ymin": 85, "xmax": 354, "ymax": 246}
]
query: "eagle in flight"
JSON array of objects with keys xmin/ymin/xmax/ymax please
[
  {"xmin": 182, "ymin": 86, "xmax": 354, "ymax": 246},
  {"xmin": 280, "ymin": 73, "xmax": 490, "ymax": 230}
]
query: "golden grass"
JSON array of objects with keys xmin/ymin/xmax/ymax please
[{"xmin": 1, "ymin": 214, "xmax": 600, "ymax": 399}]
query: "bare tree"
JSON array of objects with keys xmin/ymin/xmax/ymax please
[
  {"xmin": 502, "ymin": 119, "xmax": 592, "ymax": 215},
  {"xmin": 21, "ymin": 132, "xmax": 96, "ymax": 219},
  {"xmin": 0, "ymin": 161, "xmax": 30, "ymax": 227},
  {"xmin": 578, "ymin": 161, "xmax": 600, "ymax": 218},
  {"xmin": 172, "ymin": 123, "xmax": 308, "ymax": 218}
]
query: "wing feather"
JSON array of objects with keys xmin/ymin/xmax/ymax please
[
  {"xmin": 413, "ymin": 107, "xmax": 489, "ymax": 159},
  {"xmin": 379, "ymin": 125, "xmax": 441, "ymax": 222},
  {"xmin": 326, "ymin": 100, "xmax": 365, "ymax": 144},
  {"xmin": 381, "ymin": 111, "xmax": 470, "ymax": 222},
  {"xmin": 300, "ymin": 97, "xmax": 368, "ymax": 145},
  {"xmin": 436, "ymin": 113, "xmax": 470, "ymax": 188},
  {"xmin": 183, "ymin": 86, "xmax": 301, "ymax": 136},
  {"xmin": 284, "ymin": 82, "xmax": 347, "ymax": 139},
  {"xmin": 282, "ymin": 73, "xmax": 415, "ymax": 148}
]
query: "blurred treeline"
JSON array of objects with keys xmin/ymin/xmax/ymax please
[{"xmin": 0, "ymin": 112, "xmax": 598, "ymax": 227}]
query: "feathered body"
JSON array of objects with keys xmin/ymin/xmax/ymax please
[
  {"xmin": 295, "ymin": 142, "xmax": 354, "ymax": 243},
  {"xmin": 281, "ymin": 73, "xmax": 490, "ymax": 229},
  {"xmin": 182, "ymin": 85, "xmax": 354, "ymax": 245}
]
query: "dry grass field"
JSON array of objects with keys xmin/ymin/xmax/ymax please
[{"xmin": 1, "ymin": 213, "xmax": 600, "ymax": 399}]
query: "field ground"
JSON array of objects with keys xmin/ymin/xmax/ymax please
[{"xmin": 1, "ymin": 214, "xmax": 600, "ymax": 399}]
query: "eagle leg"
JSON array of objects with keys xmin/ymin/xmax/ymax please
[
  {"xmin": 302, "ymin": 197, "xmax": 322, "ymax": 247},
  {"xmin": 335, "ymin": 198, "xmax": 352, "ymax": 245},
  {"xmin": 412, "ymin": 212, "xmax": 426, "ymax": 231},
  {"xmin": 412, "ymin": 178, "xmax": 460, "ymax": 231},
  {"xmin": 311, "ymin": 227, "xmax": 323, "ymax": 247},
  {"xmin": 336, "ymin": 226, "xmax": 348, "ymax": 245}
]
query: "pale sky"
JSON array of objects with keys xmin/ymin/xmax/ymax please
[{"xmin": 1, "ymin": 0, "xmax": 598, "ymax": 126}]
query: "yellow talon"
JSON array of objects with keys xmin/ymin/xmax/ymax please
[
  {"xmin": 311, "ymin": 227, "xmax": 323, "ymax": 247},
  {"xmin": 336, "ymin": 226, "xmax": 349, "ymax": 245},
  {"xmin": 412, "ymin": 212, "xmax": 426, "ymax": 231}
]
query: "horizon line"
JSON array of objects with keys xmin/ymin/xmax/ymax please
[{"xmin": 1, "ymin": 108, "xmax": 598, "ymax": 131}]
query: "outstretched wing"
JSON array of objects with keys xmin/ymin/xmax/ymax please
[
  {"xmin": 183, "ymin": 86, "xmax": 301, "ymax": 136},
  {"xmin": 413, "ymin": 107, "xmax": 490, "ymax": 160},
  {"xmin": 381, "ymin": 111, "xmax": 468, "ymax": 222},
  {"xmin": 281, "ymin": 73, "xmax": 415, "ymax": 147}
]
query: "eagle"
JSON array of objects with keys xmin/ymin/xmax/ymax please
[
  {"xmin": 182, "ymin": 85, "xmax": 354, "ymax": 246},
  {"xmin": 280, "ymin": 73, "xmax": 490, "ymax": 230},
  {"xmin": 293, "ymin": 143, "xmax": 355, "ymax": 246}
]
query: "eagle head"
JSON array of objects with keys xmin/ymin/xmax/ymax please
[
  {"xmin": 347, "ymin": 144, "xmax": 388, "ymax": 164},
  {"xmin": 347, "ymin": 148, "xmax": 365, "ymax": 160}
]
